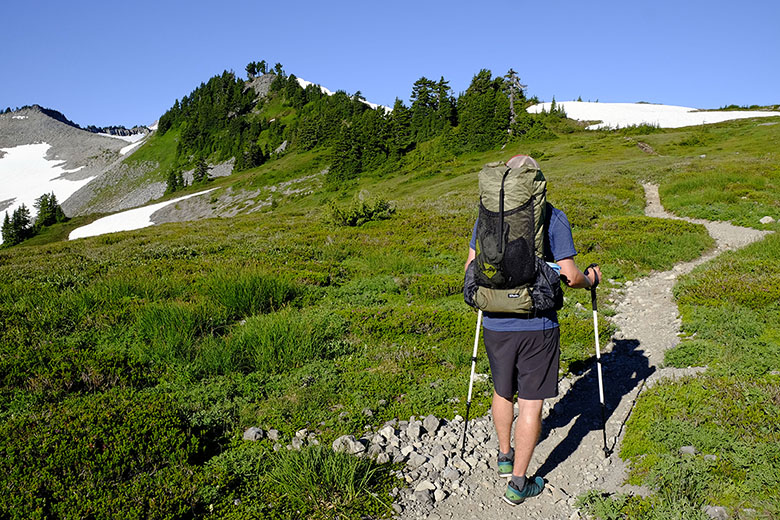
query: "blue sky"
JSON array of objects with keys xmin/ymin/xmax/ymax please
[{"xmin": 2, "ymin": 0, "xmax": 778, "ymax": 127}]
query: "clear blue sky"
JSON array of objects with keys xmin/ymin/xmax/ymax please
[{"xmin": 2, "ymin": 0, "xmax": 778, "ymax": 127}]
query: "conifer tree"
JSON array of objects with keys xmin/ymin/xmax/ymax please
[
  {"xmin": 193, "ymin": 157, "xmax": 210, "ymax": 184},
  {"xmin": 1, "ymin": 212, "xmax": 11, "ymax": 245}
]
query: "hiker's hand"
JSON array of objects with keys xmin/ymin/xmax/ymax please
[{"xmin": 584, "ymin": 265, "xmax": 601, "ymax": 289}]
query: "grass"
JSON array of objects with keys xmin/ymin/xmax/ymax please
[{"xmin": 2, "ymin": 116, "xmax": 778, "ymax": 517}]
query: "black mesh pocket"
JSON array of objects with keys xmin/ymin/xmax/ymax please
[{"xmin": 502, "ymin": 237, "xmax": 535, "ymax": 286}]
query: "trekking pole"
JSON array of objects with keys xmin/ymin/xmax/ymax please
[
  {"xmin": 587, "ymin": 263, "xmax": 611, "ymax": 458},
  {"xmin": 461, "ymin": 309, "xmax": 483, "ymax": 454}
]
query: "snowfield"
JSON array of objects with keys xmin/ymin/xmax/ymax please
[
  {"xmin": 527, "ymin": 101, "xmax": 780, "ymax": 129},
  {"xmin": 69, "ymin": 189, "xmax": 216, "ymax": 240},
  {"xmin": 0, "ymin": 143, "xmax": 96, "ymax": 244}
]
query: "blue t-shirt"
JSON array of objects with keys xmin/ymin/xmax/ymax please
[{"xmin": 469, "ymin": 207, "xmax": 578, "ymax": 331}]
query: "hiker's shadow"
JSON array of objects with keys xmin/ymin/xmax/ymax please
[{"xmin": 534, "ymin": 338, "xmax": 654, "ymax": 478}]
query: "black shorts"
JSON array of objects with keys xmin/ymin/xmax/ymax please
[{"xmin": 483, "ymin": 327, "xmax": 560, "ymax": 401}]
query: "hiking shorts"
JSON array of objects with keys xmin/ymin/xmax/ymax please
[{"xmin": 483, "ymin": 327, "xmax": 560, "ymax": 401}]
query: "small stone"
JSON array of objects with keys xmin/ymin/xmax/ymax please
[
  {"xmin": 401, "ymin": 445, "xmax": 414, "ymax": 456},
  {"xmin": 702, "ymin": 505, "xmax": 728, "ymax": 520},
  {"xmin": 379, "ymin": 425, "xmax": 395, "ymax": 440},
  {"xmin": 407, "ymin": 453, "xmax": 428, "ymax": 469},
  {"xmin": 291, "ymin": 437, "xmax": 304, "ymax": 450},
  {"xmin": 704, "ymin": 454, "xmax": 717, "ymax": 462},
  {"xmin": 376, "ymin": 453, "xmax": 390, "ymax": 464},
  {"xmin": 680, "ymin": 445, "xmax": 698, "ymax": 455},
  {"xmin": 242, "ymin": 426, "xmax": 264, "ymax": 441},
  {"xmin": 423, "ymin": 414, "xmax": 441, "ymax": 434},
  {"xmin": 414, "ymin": 490, "xmax": 433, "ymax": 505},
  {"xmin": 407, "ymin": 422, "xmax": 425, "ymax": 440},
  {"xmin": 362, "ymin": 407, "xmax": 373, "ymax": 417},
  {"xmin": 759, "ymin": 216, "xmax": 775, "ymax": 224},
  {"xmin": 414, "ymin": 480, "xmax": 436, "ymax": 492},
  {"xmin": 267, "ymin": 429, "xmax": 280, "ymax": 441},
  {"xmin": 434, "ymin": 489, "xmax": 447, "ymax": 502},
  {"xmin": 273, "ymin": 443, "xmax": 281, "ymax": 451},
  {"xmin": 367, "ymin": 443, "xmax": 384, "ymax": 457},
  {"xmin": 441, "ymin": 467, "xmax": 460, "ymax": 481},
  {"xmin": 431, "ymin": 453, "xmax": 448, "ymax": 471},
  {"xmin": 332, "ymin": 434, "xmax": 355, "ymax": 453},
  {"xmin": 295, "ymin": 428, "xmax": 307, "ymax": 438}
]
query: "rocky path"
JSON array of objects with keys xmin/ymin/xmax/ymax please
[{"xmin": 376, "ymin": 184, "xmax": 770, "ymax": 519}]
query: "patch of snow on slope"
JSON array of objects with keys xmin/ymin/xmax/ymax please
[
  {"xmin": 69, "ymin": 189, "xmax": 216, "ymax": 240},
  {"xmin": 296, "ymin": 77, "xmax": 391, "ymax": 112},
  {"xmin": 120, "ymin": 139, "xmax": 145, "ymax": 155},
  {"xmin": 0, "ymin": 143, "xmax": 96, "ymax": 244},
  {"xmin": 98, "ymin": 132, "xmax": 148, "ymax": 143},
  {"xmin": 527, "ymin": 101, "xmax": 780, "ymax": 129}
]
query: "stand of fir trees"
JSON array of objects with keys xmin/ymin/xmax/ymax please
[
  {"xmin": 2, "ymin": 193, "xmax": 67, "ymax": 247},
  {"xmin": 155, "ymin": 61, "xmax": 568, "ymax": 190}
]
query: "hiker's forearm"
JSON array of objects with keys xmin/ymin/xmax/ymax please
[
  {"xmin": 557, "ymin": 258, "xmax": 596, "ymax": 288},
  {"xmin": 465, "ymin": 248, "xmax": 476, "ymax": 272}
]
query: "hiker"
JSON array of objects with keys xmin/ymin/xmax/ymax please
[{"xmin": 464, "ymin": 154, "xmax": 601, "ymax": 505}]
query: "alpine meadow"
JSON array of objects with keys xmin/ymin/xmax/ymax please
[{"xmin": 1, "ymin": 64, "xmax": 779, "ymax": 519}]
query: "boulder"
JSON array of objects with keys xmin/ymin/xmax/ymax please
[{"xmin": 242, "ymin": 426, "xmax": 264, "ymax": 441}]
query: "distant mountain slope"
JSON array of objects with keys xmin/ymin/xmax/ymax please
[{"xmin": 0, "ymin": 106, "xmax": 135, "ymax": 226}]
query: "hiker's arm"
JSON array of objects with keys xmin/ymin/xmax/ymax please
[
  {"xmin": 465, "ymin": 247, "xmax": 476, "ymax": 272},
  {"xmin": 557, "ymin": 257, "xmax": 601, "ymax": 289}
]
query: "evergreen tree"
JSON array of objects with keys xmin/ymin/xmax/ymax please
[
  {"xmin": 409, "ymin": 77, "xmax": 438, "ymax": 141},
  {"xmin": 245, "ymin": 62, "xmax": 257, "ymax": 79},
  {"xmin": 1, "ymin": 212, "xmax": 11, "ymax": 245},
  {"xmin": 274, "ymin": 63, "xmax": 284, "ymax": 76},
  {"xmin": 504, "ymin": 68, "xmax": 528, "ymax": 131},
  {"xmin": 258, "ymin": 60, "xmax": 268, "ymax": 74},
  {"xmin": 33, "ymin": 193, "xmax": 66, "ymax": 229},
  {"xmin": 457, "ymin": 69, "xmax": 510, "ymax": 152},
  {"xmin": 388, "ymin": 98, "xmax": 412, "ymax": 160},
  {"xmin": 193, "ymin": 157, "xmax": 210, "ymax": 184}
]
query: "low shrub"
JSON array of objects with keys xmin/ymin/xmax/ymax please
[{"xmin": 327, "ymin": 193, "xmax": 395, "ymax": 227}]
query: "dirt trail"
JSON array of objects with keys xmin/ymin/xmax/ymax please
[{"xmin": 396, "ymin": 184, "xmax": 770, "ymax": 520}]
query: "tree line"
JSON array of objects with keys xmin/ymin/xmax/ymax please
[
  {"xmin": 2, "ymin": 193, "xmax": 67, "ymax": 247},
  {"xmin": 156, "ymin": 60, "xmax": 568, "ymax": 193}
]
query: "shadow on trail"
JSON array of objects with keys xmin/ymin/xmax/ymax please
[{"xmin": 535, "ymin": 338, "xmax": 655, "ymax": 478}]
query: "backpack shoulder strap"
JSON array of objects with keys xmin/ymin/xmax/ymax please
[{"xmin": 543, "ymin": 202, "xmax": 555, "ymax": 262}]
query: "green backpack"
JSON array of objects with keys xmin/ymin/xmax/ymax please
[{"xmin": 468, "ymin": 155, "xmax": 562, "ymax": 314}]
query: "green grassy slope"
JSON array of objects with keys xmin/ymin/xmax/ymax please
[{"xmin": 1, "ymin": 115, "xmax": 778, "ymax": 518}]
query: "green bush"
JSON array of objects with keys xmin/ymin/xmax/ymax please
[
  {"xmin": 327, "ymin": 193, "xmax": 396, "ymax": 226},
  {"xmin": 0, "ymin": 388, "xmax": 203, "ymax": 518},
  {"xmin": 203, "ymin": 270, "xmax": 300, "ymax": 319}
]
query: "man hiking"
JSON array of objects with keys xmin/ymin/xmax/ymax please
[{"xmin": 464, "ymin": 154, "xmax": 601, "ymax": 505}]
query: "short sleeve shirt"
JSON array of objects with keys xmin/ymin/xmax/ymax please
[{"xmin": 469, "ymin": 206, "xmax": 577, "ymax": 331}]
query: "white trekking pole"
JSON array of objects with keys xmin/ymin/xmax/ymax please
[
  {"xmin": 588, "ymin": 264, "xmax": 611, "ymax": 458},
  {"xmin": 461, "ymin": 309, "xmax": 483, "ymax": 454}
]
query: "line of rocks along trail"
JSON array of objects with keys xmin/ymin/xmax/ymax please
[{"xmin": 384, "ymin": 183, "xmax": 770, "ymax": 520}]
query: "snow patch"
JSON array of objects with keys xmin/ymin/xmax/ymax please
[
  {"xmin": 296, "ymin": 77, "xmax": 391, "ymax": 112},
  {"xmin": 527, "ymin": 101, "xmax": 780, "ymax": 130},
  {"xmin": 0, "ymin": 143, "xmax": 96, "ymax": 244},
  {"xmin": 69, "ymin": 189, "xmax": 216, "ymax": 240},
  {"xmin": 120, "ymin": 140, "xmax": 145, "ymax": 155},
  {"xmin": 98, "ymin": 132, "xmax": 148, "ymax": 143},
  {"xmin": 12, "ymin": 115, "xmax": 28, "ymax": 120}
]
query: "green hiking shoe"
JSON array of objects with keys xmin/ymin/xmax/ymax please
[
  {"xmin": 497, "ymin": 450, "xmax": 513, "ymax": 477},
  {"xmin": 503, "ymin": 476, "xmax": 545, "ymax": 505}
]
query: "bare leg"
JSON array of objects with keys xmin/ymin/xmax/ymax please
[
  {"xmin": 491, "ymin": 391, "xmax": 514, "ymax": 454},
  {"xmin": 513, "ymin": 398, "xmax": 543, "ymax": 477}
]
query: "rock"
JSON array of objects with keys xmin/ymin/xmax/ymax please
[
  {"xmin": 704, "ymin": 454, "xmax": 718, "ymax": 462},
  {"xmin": 407, "ymin": 453, "xmax": 428, "ymax": 469},
  {"xmin": 376, "ymin": 453, "xmax": 390, "ymax": 464},
  {"xmin": 703, "ymin": 505, "xmax": 729, "ymax": 520},
  {"xmin": 267, "ymin": 429, "xmax": 280, "ymax": 441},
  {"xmin": 414, "ymin": 490, "xmax": 433, "ymax": 505},
  {"xmin": 291, "ymin": 437, "xmax": 304, "ymax": 450},
  {"xmin": 680, "ymin": 445, "xmax": 698, "ymax": 455},
  {"xmin": 332, "ymin": 434, "xmax": 356, "ymax": 453},
  {"xmin": 434, "ymin": 489, "xmax": 447, "ymax": 502},
  {"xmin": 407, "ymin": 421, "xmax": 425, "ymax": 440},
  {"xmin": 272, "ymin": 443, "xmax": 281, "ymax": 451},
  {"xmin": 242, "ymin": 426, "xmax": 264, "ymax": 441},
  {"xmin": 379, "ymin": 425, "xmax": 395, "ymax": 440},
  {"xmin": 274, "ymin": 140, "xmax": 288, "ymax": 154},
  {"xmin": 441, "ymin": 467, "xmax": 460, "ymax": 481},
  {"xmin": 414, "ymin": 480, "xmax": 436, "ymax": 492},
  {"xmin": 401, "ymin": 445, "xmax": 414, "ymax": 456},
  {"xmin": 431, "ymin": 453, "xmax": 448, "ymax": 471},
  {"xmin": 367, "ymin": 443, "xmax": 384, "ymax": 457},
  {"xmin": 759, "ymin": 216, "xmax": 775, "ymax": 224},
  {"xmin": 362, "ymin": 407, "xmax": 373, "ymax": 417},
  {"xmin": 423, "ymin": 414, "xmax": 441, "ymax": 434},
  {"xmin": 295, "ymin": 428, "xmax": 307, "ymax": 438}
]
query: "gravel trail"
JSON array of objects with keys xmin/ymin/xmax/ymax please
[{"xmin": 382, "ymin": 184, "xmax": 771, "ymax": 519}]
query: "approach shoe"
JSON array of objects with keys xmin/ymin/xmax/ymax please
[
  {"xmin": 503, "ymin": 476, "xmax": 545, "ymax": 506},
  {"xmin": 497, "ymin": 450, "xmax": 514, "ymax": 477}
]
